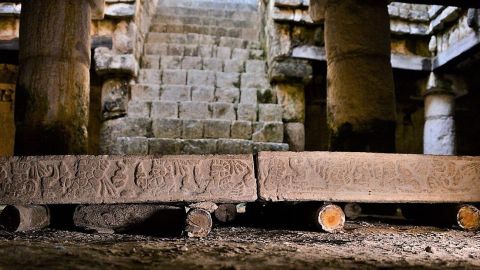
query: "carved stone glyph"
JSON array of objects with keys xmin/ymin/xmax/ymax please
[
  {"xmin": 258, "ymin": 152, "xmax": 480, "ymax": 203},
  {"xmin": 0, "ymin": 155, "xmax": 256, "ymax": 204}
]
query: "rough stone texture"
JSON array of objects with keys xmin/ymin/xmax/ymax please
[
  {"xmin": 179, "ymin": 102, "xmax": 210, "ymax": 120},
  {"xmin": 237, "ymin": 104, "xmax": 257, "ymax": 122},
  {"xmin": 152, "ymin": 118, "xmax": 182, "ymax": 138},
  {"xmin": 259, "ymin": 104, "xmax": 283, "ymax": 122},
  {"xmin": 151, "ymin": 101, "xmax": 178, "ymax": 119},
  {"xmin": 0, "ymin": 155, "xmax": 257, "ymax": 204},
  {"xmin": 15, "ymin": 0, "xmax": 92, "ymax": 155},
  {"xmin": 191, "ymin": 86, "xmax": 215, "ymax": 102},
  {"xmin": 268, "ymin": 58, "xmax": 312, "ymax": 84},
  {"xmin": 252, "ymin": 122, "xmax": 284, "ymax": 143},
  {"xmin": 217, "ymin": 139, "xmax": 253, "ymax": 154},
  {"xmin": 204, "ymin": 120, "xmax": 231, "ymax": 138},
  {"xmin": 215, "ymin": 88, "xmax": 240, "ymax": 103},
  {"xmin": 160, "ymin": 85, "xmax": 190, "ymax": 102},
  {"xmin": 424, "ymin": 93, "xmax": 456, "ymax": 155},
  {"xmin": 94, "ymin": 48, "xmax": 138, "ymax": 77},
  {"xmin": 231, "ymin": 121, "xmax": 252, "ymax": 140},
  {"xmin": 211, "ymin": 103, "xmax": 236, "ymax": 120},
  {"xmin": 131, "ymin": 84, "xmax": 160, "ymax": 101},
  {"xmin": 102, "ymin": 79, "xmax": 129, "ymax": 120},
  {"xmin": 258, "ymin": 151, "xmax": 480, "ymax": 202},
  {"xmin": 324, "ymin": 0, "xmax": 397, "ymax": 152},
  {"xmin": 73, "ymin": 204, "xmax": 185, "ymax": 235},
  {"xmin": 284, "ymin": 122, "xmax": 305, "ymax": 151},
  {"xmin": 116, "ymin": 137, "xmax": 149, "ymax": 155},
  {"xmin": 182, "ymin": 120, "xmax": 204, "ymax": 139},
  {"xmin": 127, "ymin": 102, "xmax": 150, "ymax": 118},
  {"xmin": 274, "ymin": 83, "xmax": 305, "ymax": 123}
]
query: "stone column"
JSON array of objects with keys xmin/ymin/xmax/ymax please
[
  {"xmin": 14, "ymin": 0, "xmax": 94, "ymax": 154},
  {"xmin": 423, "ymin": 73, "xmax": 456, "ymax": 155},
  {"xmin": 324, "ymin": 0, "xmax": 397, "ymax": 152}
]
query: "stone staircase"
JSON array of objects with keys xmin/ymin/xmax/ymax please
[{"xmin": 112, "ymin": 0, "xmax": 288, "ymax": 155}]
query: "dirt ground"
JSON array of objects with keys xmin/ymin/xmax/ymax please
[{"xmin": 0, "ymin": 220, "xmax": 479, "ymax": 270}]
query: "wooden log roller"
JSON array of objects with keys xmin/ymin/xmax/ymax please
[{"xmin": 0, "ymin": 205, "xmax": 50, "ymax": 232}]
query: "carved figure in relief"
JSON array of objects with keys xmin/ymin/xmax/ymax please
[
  {"xmin": 209, "ymin": 159, "xmax": 252, "ymax": 196},
  {"xmin": 134, "ymin": 159, "xmax": 202, "ymax": 195},
  {"xmin": 68, "ymin": 159, "xmax": 110, "ymax": 198},
  {"xmin": 260, "ymin": 158, "xmax": 286, "ymax": 192},
  {"xmin": 427, "ymin": 160, "xmax": 478, "ymax": 192},
  {"xmin": 11, "ymin": 161, "xmax": 38, "ymax": 197},
  {"xmin": 37, "ymin": 161, "xmax": 74, "ymax": 199},
  {"xmin": 395, "ymin": 161, "xmax": 422, "ymax": 193}
]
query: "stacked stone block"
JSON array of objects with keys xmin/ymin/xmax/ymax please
[{"xmin": 111, "ymin": 0, "xmax": 288, "ymax": 154}]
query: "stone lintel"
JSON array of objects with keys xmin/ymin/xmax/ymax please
[
  {"xmin": 258, "ymin": 151, "xmax": 480, "ymax": 203},
  {"xmin": 0, "ymin": 155, "xmax": 257, "ymax": 204}
]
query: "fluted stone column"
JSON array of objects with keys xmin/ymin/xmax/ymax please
[
  {"xmin": 14, "ymin": 0, "xmax": 95, "ymax": 154},
  {"xmin": 324, "ymin": 0, "xmax": 397, "ymax": 152},
  {"xmin": 423, "ymin": 73, "xmax": 456, "ymax": 155}
]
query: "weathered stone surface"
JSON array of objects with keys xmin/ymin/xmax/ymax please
[
  {"xmin": 116, "ymin": 137, "xmax": 148, "ymax": 155},
  {"xmin": 237, "ymin": 104, "xmax": 257, "ymax": 122},
  {"xmin": 275, "ymin": 83, "xmax": 305, "ymax": 123},
  {"xmin": 217, "ymin": 139, "xmax": 253, "ymax": 154},
  {"xmin": 94, "ymin": 48, "xmax": 138, "ymax": 77},
  {"xmin": 204, "ymin": 120, "xmax": 231, "ymax": 138},
  {"xmin": 151, "ymin": 101, "xmax": 178, "ymax": 119},
  {"xmin": 182, "ymin": 120, "xmax": 204, "ymax": 139},
  {"xmin": 102, "ymin": 79, "xmax": 129, "ymax": 119},
  {"xmin": 269, "ymin": 59, "xmax": 312, "ymax": 84},
  {"xmin": 153, "ymin": 118, "xmax": 182, "ymax": 138},
  {"xmin": 258, "ymin": 151, "xmax": 480, "ymax": 203},
  {"xmin": 284, "ymin": 122, "xmax": 305, "ymax": 152},
  {"xmin": 231, "ymin": 121, "xmax": 252, "ymax": 140},
  {"xmin": 215, "ymin": 88, "xmax": 240, "ymax": 103},
  {"xmin": 253, "ymin": 122, "xmax": 284, "ymax": 143},
  {"xmin": 0, "ymin": 155, "xmax": 257, "ymax": 204}
]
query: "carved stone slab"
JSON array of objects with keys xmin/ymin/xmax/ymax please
[
  {"xmin": 0, "ymin": 155, "xmax": 256, "ymax": 204},
  {"xmin": 258, "ymin": 152, "xmax": 480, "ymax": 203}
]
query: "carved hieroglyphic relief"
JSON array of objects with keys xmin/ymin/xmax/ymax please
[
  {"xmin": 0, "ymin": 155, "xmax": 256, "ymax": 204},
  {"xmin": 258, "ymin": 152, "xmax": 480, "ymax": 203}
]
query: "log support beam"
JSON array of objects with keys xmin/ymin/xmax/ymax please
[{"xmin": 0, "ymin": 205, "xmax": 50, "ymax": 232}]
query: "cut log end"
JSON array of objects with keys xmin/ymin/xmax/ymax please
[
  {"xmin": 185, "ymin": 208, "xmax": 212, "ymax": 238},
  {"xmin": 457, "ymin": 205, "xmax": 480, "ymax": 231},
  {"xmin": 316, "ymin": 204, "xmax": 345, "ymax": 233},
  {"xmin": 0, "ymin": 205, "xmax": 50, "ymax": 232},
  {"xmin": 214, "ymin": 204, "xmax": 237, "ymax": 223}
]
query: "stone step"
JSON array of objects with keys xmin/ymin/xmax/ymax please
[
  {"xmin": 0, "ymin": 155, "xmax": 257, "ymax": 204},
  {"xmin": 131, "ymin": 84, "xmax": 277, "ymax": 104},
  {"xmin": 127, "ymin": 99, "xmax": 282, "ymax": 122},
  {"xmin": 156, "ymin": 2, "xmax": 258, "ymax": 15},
  {"xmin": 148, "ymin": 23, "xmax": 259, "ymax": 41},
  {"xmin": 151, "ymin": 15, "xmax": 256, "ymax": 29},
  {"xmin": 141, "ymin": 55, "xmax": 266, "ymax": 74},
  {"xmin": 146, "ymin": 32, "xmax": 260, "ymax": 49},
  {"xmin": 137, "ymin": 69, "xmax": 270, "ymax": 90},
  {"xmin": 114, "ymin": 137, "xmax": 288, "ymax": 155},
  {"xmin": 143, "ymin": 42, "xmax": 264, "ymax": 60}
]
